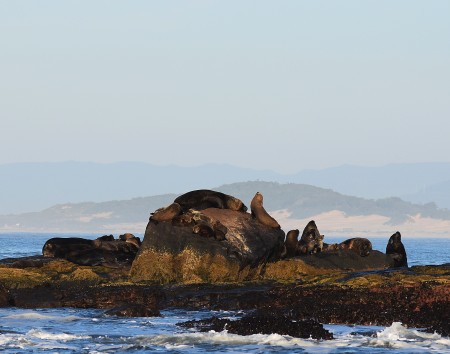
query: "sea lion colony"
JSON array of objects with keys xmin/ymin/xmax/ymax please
[{"xmin": 149, "ymin": 190, "xmax": 407, "ymax": 262}]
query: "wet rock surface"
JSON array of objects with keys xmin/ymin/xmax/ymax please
[
  {"xmin": 0, "ymin": 258, "xmax": 449, "ymax": 336},
  {"xmin": 178, "ymin": 310, "xmax": 334, "ymax": 340}
]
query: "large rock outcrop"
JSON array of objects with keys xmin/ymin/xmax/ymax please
[{"xmin": 130, "ymin": 191, "xmax": 285, "ymax": 284}]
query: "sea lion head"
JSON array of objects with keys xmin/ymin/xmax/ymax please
[
  {"xmin": 299, "ymin": 221, "xmax": 323, "ymax": 254},
  {"xmin": 192, "ymin": 223, "xmax": 215, "ymax": 238},
  {"xmin": 226, "ymin": 197, "xmax": 248, "ymax": 212},
  {"xmin": 358, "ymin": 239, "xmax": 372, "ymax": 257},
  {"xmin": 389, "ymin": 231, "xmax": 402, "ymax": 245}
]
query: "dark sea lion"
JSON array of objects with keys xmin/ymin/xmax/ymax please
[
  {"xmin": 285, "ymin": 229, "xmax": 300, "ymax": 257},
  {"xmin": 192, "ymin": 223, "xmax": 215, "ymax": 238},
  {"xmin": 174, "ymin": 190, "xmax": 248, "ymax": 213},
  {"xmin": 97, "ymin": 235, "xmax": 115, "ymax": 241},
  {"xmin": 150, "ymin": 203, "xmax": 182, "ymax": 222},
  {"xmin": 386, "ymin": 231, "xmax": 408, "ymax": 267},
  {"xmin": 298, "ymin": 221, "xmax": 323, "ymax": 254},
  {"xmin": 211, "ymin": 220, "xmax": 228, "ymax": 241},
  {"xmin": 119, "ymin": 233, "xmax": 134, "ymax": 241},
  {"xmin": 340, "ymin": 238, "xmax": 372, "ymax": 257},
  {"xmin": 119, "ymin": 233, "xmax": 142, "ymax": 247},
  {"xmin": 250, "ymin": 192, "xmax": 280, "ymax": 229},
  {"xmin": 42, "ymin": 237, "xmax": 93, "ymax": 258},
  {"xmin": 43, "ymin": 237, "xmax": 139, "ymax": 267},
  {"xmin": 322, "ymin": 242, "xmax": 340, "ymax": 252},
  {"xmin": 171, "ymin": 209, "xmax": 227, "ymax": 241}
]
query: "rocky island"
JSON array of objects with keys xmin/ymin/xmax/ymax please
[{"xmin": 1, "ymin": 189, "xmax": 449, "ymax": 339}]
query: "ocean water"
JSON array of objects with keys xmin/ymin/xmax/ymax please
[{"xmin": 0, "ymin": 233, "xmax": 449, "ymax": 353}]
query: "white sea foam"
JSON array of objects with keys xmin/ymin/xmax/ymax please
[
  {"xmin": 366, "ymin": 322, "xmax": 450, "ymax": 352},
  {"xmin": 0, "ymin": 333, "xmax": 34, "ymax": 348},
  {"xmin": 0, "ymin": 332, "xmax": 77, "ymax": 351},
  {"xmin": 131, "ymin": 330, "xmax": 318, "ymax": 348},
  {"xmin": 27, "ymin": 329, "xmax": 90, "ymax": 341},
  {"xmin": 125, "ymin": 324, "xmax": 450, "ymax": 353},
  {"xmin": 4, "ymin": 312, "xmax": 82, "ymax": 322}
]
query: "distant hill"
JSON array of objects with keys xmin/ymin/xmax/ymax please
[
  {"xmin": 1, "ymin": 181, "xmax": 450, "ymax": 237},
  {"xmin": 0, "ymin": 162, "xmax": 282, "ymax": 214},
  {"xmin": 289, "ymin": 163, "xmax": 450, "ymax": 208},
  {"xmin": 1, "ymin": 162, "xmax": 450, "ymax": 215},
  {"xmin": 216, "ymin": 182, "xmax": 450, "ymax": 224}
]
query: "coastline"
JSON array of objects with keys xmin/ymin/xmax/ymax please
[{"xmin": 1, "ymin": 256, "xmax": 449, "ymax": 337}]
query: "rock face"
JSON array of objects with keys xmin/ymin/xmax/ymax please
[{"xmin": 130, "ymin": 191, "xmax": 285, "ymax": 284}]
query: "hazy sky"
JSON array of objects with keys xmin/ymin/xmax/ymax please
[{"xmin": 1, "ymin": 1, "xmax": 449, "ymax": 173}]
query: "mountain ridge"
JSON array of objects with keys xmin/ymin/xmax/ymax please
[
  {"xmin": 2, "ymin": 161, "xmax": 450, "ymax": 214},
  {"xmin": 1, "ymin": 181, "xmax": 449, "ymax": 237}
]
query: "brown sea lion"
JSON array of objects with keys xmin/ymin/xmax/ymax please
[
  {"xmin": 172, "ymin": 209, "xmax": 228, "ymax": 241},
  {"xmin": 42, "ymin": 237, "xmax": 94, "ymax": 258},
  {"xmin": 150, "ymin": 202, "xmax": 182, "ymax": 222},
  {"xmin": 322, "ymin": 242, "xmax": 340, "ymax": 252},
  {"xmin": 192, "ymin": 223, "xmax": 215, "ymax": 238},
  {"xmin": 43, "ymin": 237, "xmax": 139, "ymax": 267},
  {"xmin": 97, "ymin": 235, "xmax": 115, "ymax": 241},
  {"xmin": 119, "ymin": 233, "xmax": 142, "ymax": 247},
  {"xmin": 174, "ymin": 190, "xmax": 247, "ymax": 213},
  {"xmin": 298, "ymin": 220, "xmax": 323, "ymax": 254},
  {"xmin": 285, "ymin": 229, "xmax": 300, "ymax": 257},
  {"xmin": 340, "ymin": 238, "xmax": 372, "ymax": 257},
  {"xmin": 386, "ymin": 231, "xmax": 408, "ymax": 267},
  {"xmin": 211, "ymin": 220, "xmax": 228, "ymax": 241},
  {"xmin": 250, "ymin": 192, "xmax": 280, "ymax": 229}
]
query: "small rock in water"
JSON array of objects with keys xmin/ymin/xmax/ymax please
[
  {"xmin": 178, "ymin": 310, "xmax": 333, "ymax": 340},
  {"xmin": 104, "ymin": 304, "xmax": 161, "ymax": 317}
]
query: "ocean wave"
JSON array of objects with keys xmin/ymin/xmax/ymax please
[
  {"xmin": 130, "ymin": 330, "xmax": 318, "ymax": 348},
  {"xmin": 27, "ymin": 329, "xmax": 90, "ymax": 341},
  {"xmin": 0, "ymin": 333, "xmax": 34, "ymax": 348},
  {"xmin": 126, "ymin": 324, "xmax": 450, "ymax": 352},
  {"xmin": 367, "ymin": 322, "xmax": 450, "ymax": 351},
  {"xmin": 0, "ymin": 332, "xmax": 79, "ymax": 351},
  {"xmin": 4, "ymin": 312, "xmax": 82, "ymax": 322}
]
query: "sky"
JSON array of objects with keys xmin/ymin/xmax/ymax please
[{"xmin": 1, "ymin": 1, "xmax": 449, "ymax": 174}]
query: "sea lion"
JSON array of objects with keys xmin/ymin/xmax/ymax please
[
  {"xmin": 150, "ymin": 203, "xmax": 182, "ymax": 222},
  {"xmin": 42, "ymin": 237, "xmax": 139, "ymax": 267},
  {"xmin": 97, "ymin": 235, "xmax": 115, "ymax": 241},
  {"xmin": 119, "ymin": 233, "xmax": 141, "ymax": 247},
  {"xmin": 42, "ymin": 237, "xmax": 93, "ymax": 258},
  {"xmin": 322, "ymin": 242, "xmax": 340, "ymax": 252},
  {"xmin": 192, "ymin": 223, "xmax": 215, "ymax": 238},
  {"xmin": 340, "ymin": 238, "xmax": 372, "ymax": 257},
  {"xmin": 172, "ymin": 209, "xmax": 228, "ymax": 241},
  {"xmin": 285, "ymin": 229, "xmax": 300, "ymax": 257},
  {"xmin": 250, "ymin": 192, "xmax": 280, "ymax": 229},
  {"xmin": 211, "ymin": 220, "xmax": 228, "ymax": 241},
  {"xmin": 174, "ymin": 190, "xmax": 247, "ymax": 213},
  {"xmin": 386, "ymin": 231, "xmax": 408, "ymax": 267},
  {"xmin": 298, "ymin": 221, "xmax": 323, "ymax": 254}
]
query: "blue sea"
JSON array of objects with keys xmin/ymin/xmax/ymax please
[{"xmin": 0, "ymin": 233, "xmax": 449, "ymax": 353}]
